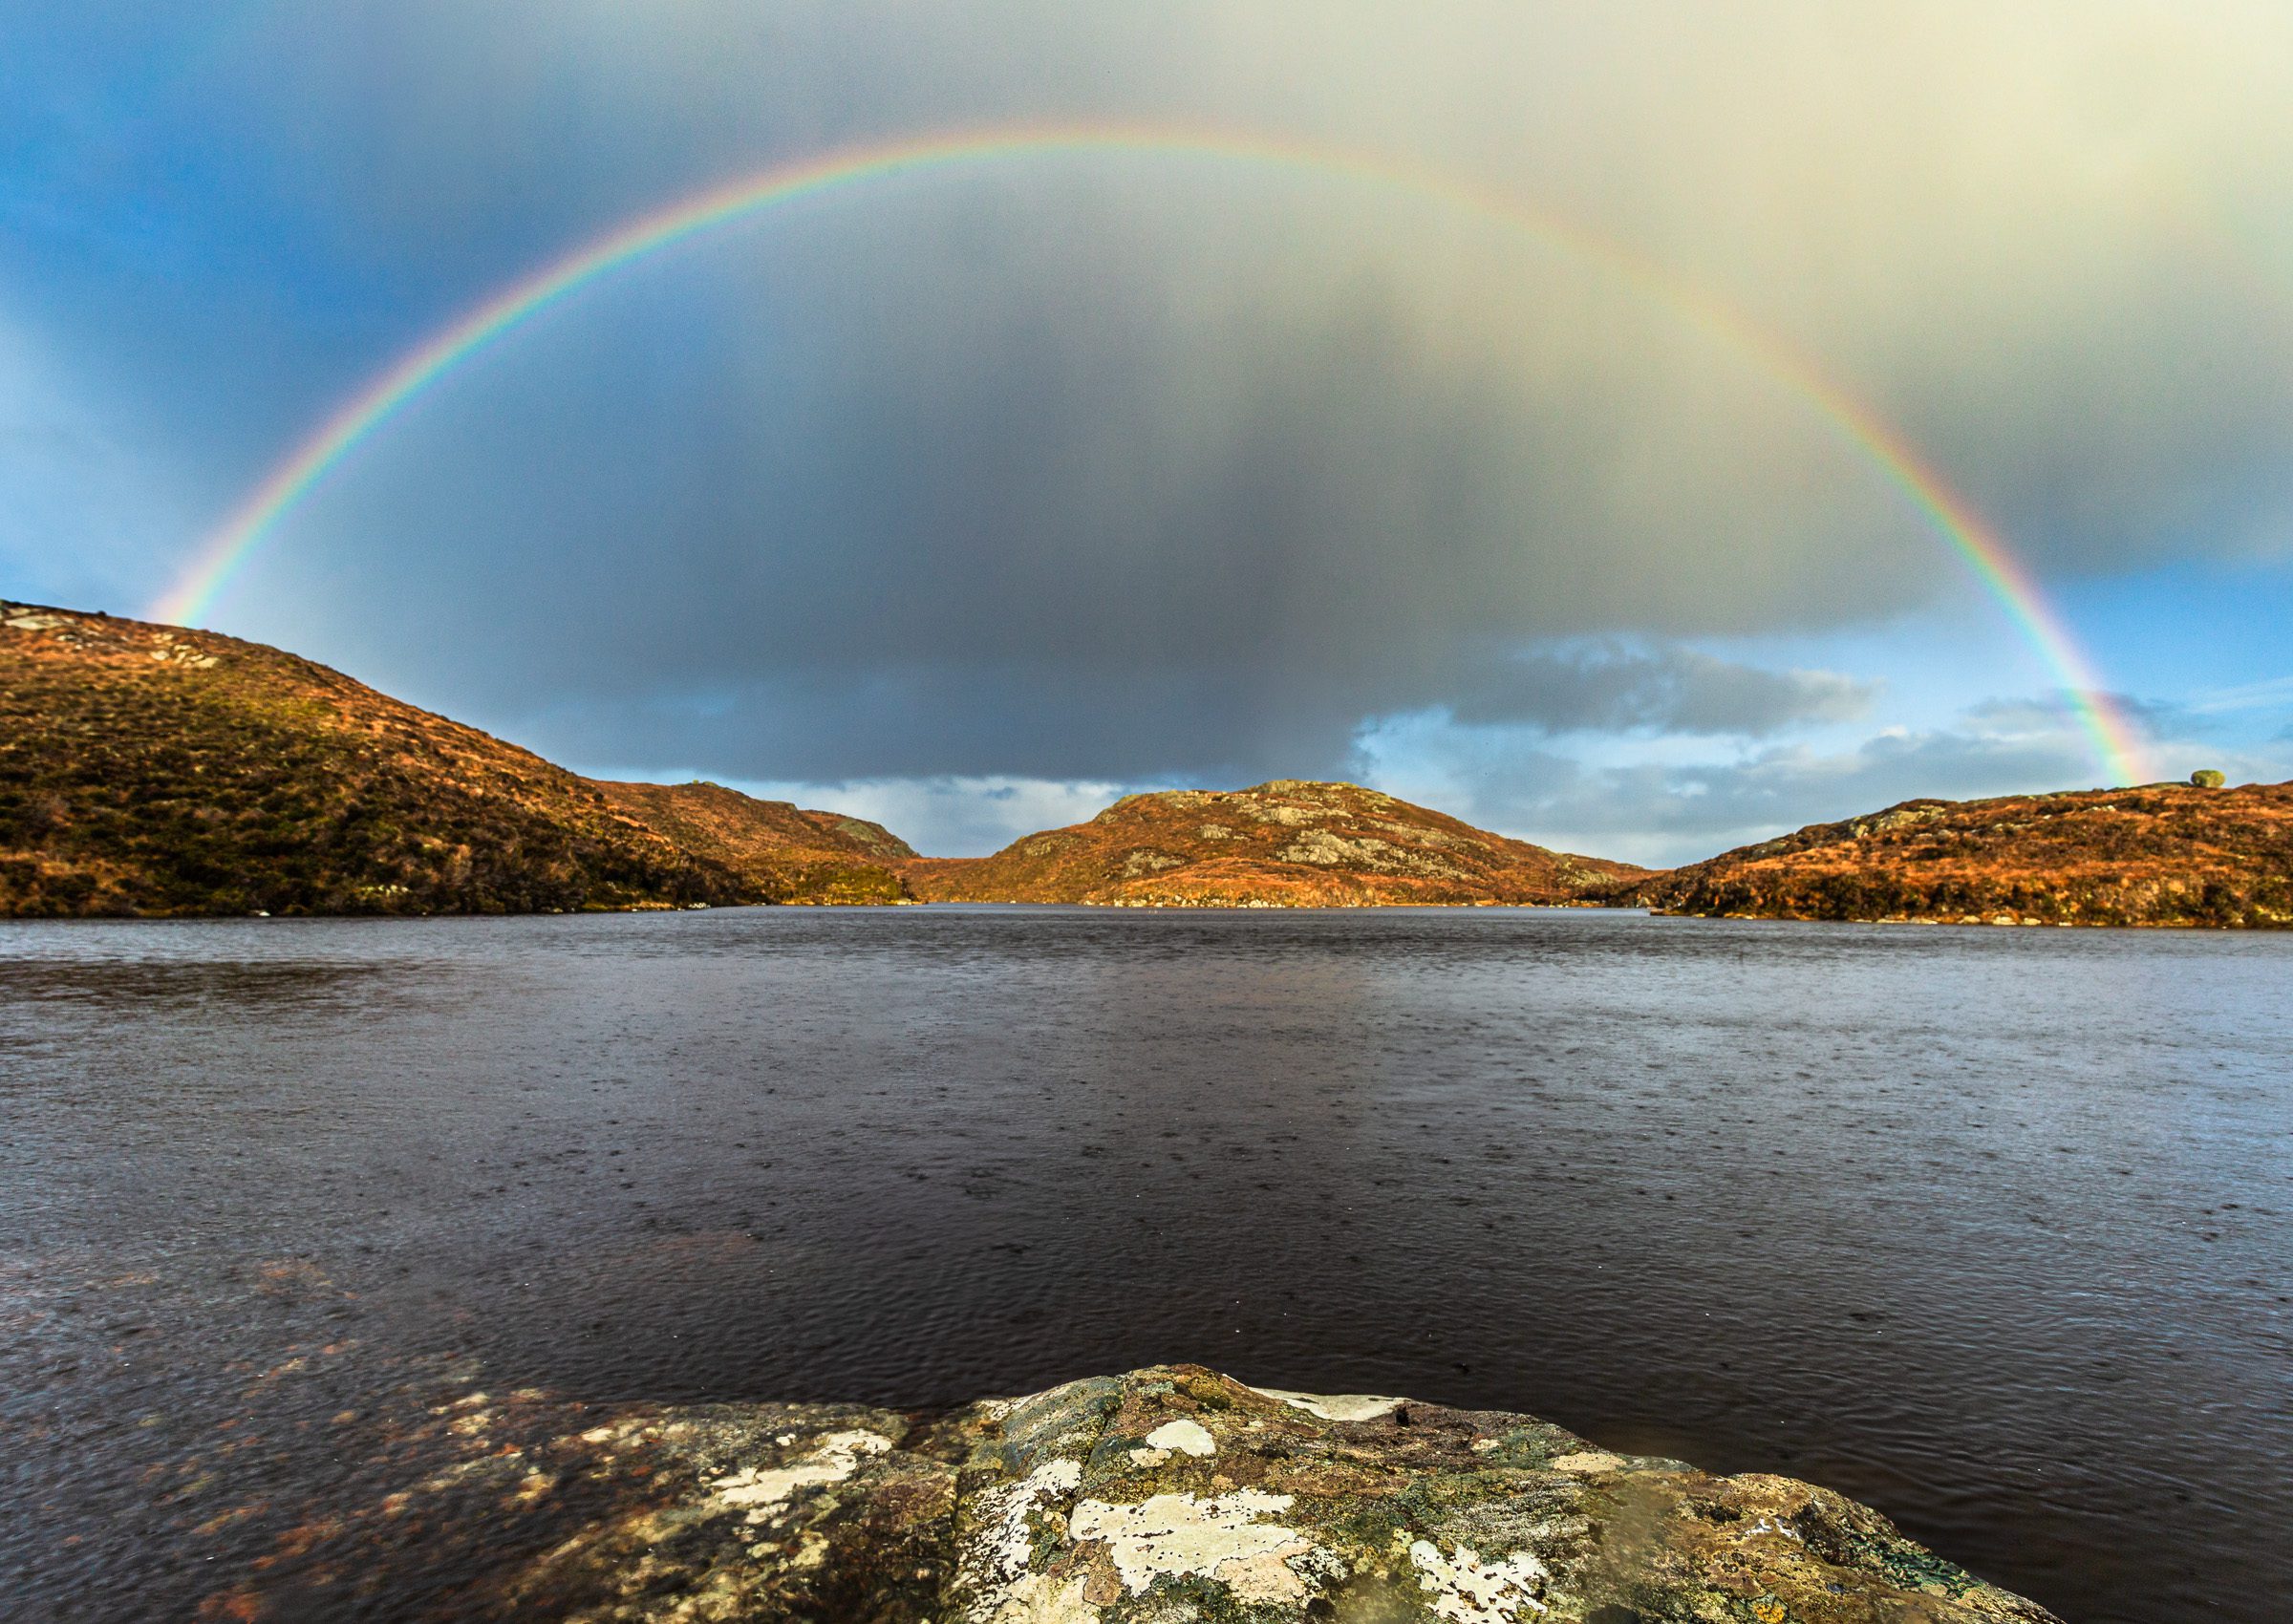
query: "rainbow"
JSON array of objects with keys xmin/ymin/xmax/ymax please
[{"xmin": 148, "ymin": 123, "xmax": 2150, "ymax": 785}]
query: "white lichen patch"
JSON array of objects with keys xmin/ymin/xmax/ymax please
[
  {"xmin": 975, "ymin": 1457, "xmax": 1085, "ymax": 1586},
  {"xmin": 1253, "ymin": 1387, "xmax": 1404, "ymax": 1422},
  {"xmin": 1407, "ymin": 1539, "xmax": 1552, "ymax": 1621},
  {"xmin": 976, "ymin": 1571, "xmax": 1101, "ymax": 1623},
  {"xmin": 710, "ymin": 1430, "xmax": 893, "ymax": 1522},
  {"xmin": 1143, "ymin": 1420, "xmax": 1215, "ymax": 1458},
  {"xmin": 1068, "ymin": 1489, "xmax": 1316, "ymax": 1604}
]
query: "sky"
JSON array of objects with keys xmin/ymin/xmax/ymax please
[{"xmin": 6, "ymin": 1, "xmax": 2293, "ymax": 864}]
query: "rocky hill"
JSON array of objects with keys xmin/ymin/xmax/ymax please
[
  {"xmin": 26, "ymin": 597, "xmax": 2280, "ymax": 926},
  {"xmin": 0, "ymin": 602, "xmax": 911, "ymax": 915},
  {"xmin": 1627, "ymin": 778, "xmax": 2293, "ymax": 927},
  {"xmin": 230, "ymin": 1364, "xmax": 2061, "ymax": 1622},
  {"xmin": 905, "ymin": 780, "xmax": 1647, "ymax": 906}
]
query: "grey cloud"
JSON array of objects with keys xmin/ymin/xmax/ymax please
[
  {"xmin": 1386, "ymin": 705, "xmax": 2291, "ymax": 870},
  {"xmin": 219, "ymin": 0, "xmax": 2293, "ymax": 787},
  {"xmin": 1370, "ymin": 714, "xmax": 2117, "ymax": 868},
  {"xmin": 265, "ymin": 234, "xmax": 1926, "ymax": 783},
  {"xmin": 1970, "ymin": 692, "xmax": 2197, "ymax": 744},
  {"xmin": 23, "ymin": 1, "xmax": 2293, "ymax": 796},
  {"xmin": 503, "ymin": 664, "xmax": 1372, "ymax": 785},
  {"xmin": 1447, "ymin": 645, "xmax": 1873, "ymax": 736},
  {"xmin": 209, "ymin": 0, "xmax": 2293, "ymax": 588}
]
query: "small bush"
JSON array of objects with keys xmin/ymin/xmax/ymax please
[{"xmin": 2191, "ymin": 769, "xmax": 2227, "ymax": 788}]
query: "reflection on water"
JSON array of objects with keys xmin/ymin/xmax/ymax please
[{"xmin": 2, "ymin": 908, "xmax": 2287, "ymax": 1622}]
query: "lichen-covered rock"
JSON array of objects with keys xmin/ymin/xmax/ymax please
[
  {"xmin": 453, "ymin": 1366, "xmax": 2061, "ymax": 1623},
  {"xmin": 495, "ymin": 1403, "xmax": 954, "ymax": 1621}
]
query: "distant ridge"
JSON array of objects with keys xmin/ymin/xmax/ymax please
[
  {"xmin": 0, "ymin": 602, "xmax": 911, "ymax": 915},
  {"xmin": 904, "ymin": 780, "xmax": 1647, "ymax": 906},
  {"xmin": 15, "ymin": 600, "xmax": 2281, "ymax": 925},
  {"xmin": 1620, "ymin": 780, "xmax": 2293, "ymax": 927}
]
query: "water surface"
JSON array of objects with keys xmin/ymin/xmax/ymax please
[{"xmin": 3, "ymin": 908, "xmax": 2287, "ymax": 1620}]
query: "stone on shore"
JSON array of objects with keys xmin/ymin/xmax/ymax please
[{"xmin": 467, "ymin": 1364, "xmax": 2060, "ymax": 1622}]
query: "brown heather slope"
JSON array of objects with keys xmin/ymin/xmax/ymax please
[
  {"xmin": 0, "ymin": 602, "xmax": 911, "ymax": 915},
  {"xmin": 594, "ymin": 780, "xmax": 914, "ymax": 905},
  {"xmin": 1622, "ymin": 779, "xmax": 2293, "ymax": 927},
  {"xmin": 905, "ymin": 780, "xmax": 1647, "ymax": 905}
]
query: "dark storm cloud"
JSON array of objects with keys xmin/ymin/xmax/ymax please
[
  {"xmin": 11, "ymin": 0, "xmax": 2293, "ymax": 812},
  {"xmin": 271, "ymin": 217, "xmax": 1920, "ymax": 784},
  {"xmin": 1447, "ymin": 645, "xmax": 1872, "ymax": 736}
]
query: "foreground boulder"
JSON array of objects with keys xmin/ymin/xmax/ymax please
[{"xmin": 315, "ymin": 1365, "xmax": 2059, "ymax": 1622}]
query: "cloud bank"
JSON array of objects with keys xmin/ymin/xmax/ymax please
[{"xmin": 7, "ymin": 1, "xmax": 2293, "ymax": 850}]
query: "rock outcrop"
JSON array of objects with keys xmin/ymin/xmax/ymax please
[
  {"xmin": 907, "ymin": 781, "xmax": 1647, "ymax": 906},
  {"xmin": 258, "ymin": 1365, "xmax": 2060, "ymax": 1622},
  {"xmin": 0, "ymin": 602, "xmax": 913, "ymax": 914},
  {"xmin": 1621, "ymin": 780, "xmax": 2293, "ymax": 927}
]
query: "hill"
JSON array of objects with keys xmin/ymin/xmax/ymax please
[
  {"xmin": 594, "ymin": 780, "xmax": 913, "ymax": 904},
  {"xmin": 904, "ymin": 780, "xmax": 1647, "ymax": 905},
  {"xmin": 1627, "ymin": 779, "xmax": 2293, "ymax": 927},
  {"xmin": 0, "ymin": 601, "xmax": 911, "ymax": 916}
]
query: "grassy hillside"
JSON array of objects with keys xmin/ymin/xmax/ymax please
[
  {"xmin": 594, "ymin": 780, "xmax": 914, "ymax": 905},
  {"xmin": 905, "ymin": 780, "xmax": 1647, "ymax": 906},
  {"xmin": 1624, "ymin": 780, "xmax": 2293, "ymax": 927},
  {"xmin": 0, "ymin": 603, "xmax": 911, "ymax": 916},
  {"xmin": 26, "ymin": 598, "xmax": 2272, "ymax": 926}
]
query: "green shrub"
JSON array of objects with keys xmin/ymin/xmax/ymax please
[{"xmin": 2191, "ymin": 769, "xmax": 2227, "ymax": 788}]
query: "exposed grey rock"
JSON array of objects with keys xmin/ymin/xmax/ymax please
[{"xmin": 353, "ymin": 1366, "xmax": 2063, "ymax": 1622}]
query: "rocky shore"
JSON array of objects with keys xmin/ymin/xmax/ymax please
[{"xmin": 258, "ymin": 1364, "xmax": 2060, "ymax": 1622}]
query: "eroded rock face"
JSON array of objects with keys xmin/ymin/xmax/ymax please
[{"xmin": 444, "ymin": 1366, "xmax": 2061, "ymax": 1623}]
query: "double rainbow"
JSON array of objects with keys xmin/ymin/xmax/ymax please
[{"xmin": 147, "ymin": 123, "xmax": 2149, "ymax": 785}]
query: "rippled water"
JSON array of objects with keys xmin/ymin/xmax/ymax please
[{"xmin": 2, "ymin": 908, "xmax": 2287, "ymax": 1621}]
